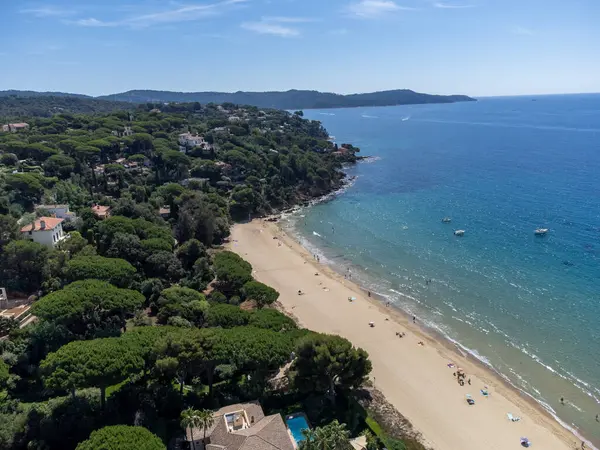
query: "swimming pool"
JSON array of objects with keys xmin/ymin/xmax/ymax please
[{"xmin": 285, "ymin": 413, "xmax": 310, "ymax": 444}]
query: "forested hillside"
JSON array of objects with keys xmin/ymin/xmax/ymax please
[{"xmin": 0, "ymin": 96, "xmax": 135, "ymax": 119}]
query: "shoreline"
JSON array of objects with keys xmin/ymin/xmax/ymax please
[{"xmin": 229, "ymin": 219, "xmax": 588, "ymax": 450}]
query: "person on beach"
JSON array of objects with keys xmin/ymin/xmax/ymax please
[
  {"xmin": 413, "ymin": 315, "xmax": 416, "ymax": 323},
  {"xmin": 560, "ymin": 397, "xmax": 565, "ymax": 405},
  {"xmin": 596, "ymin": 414, "xmax": 599, "ymax": 422},
  {"xmin": 468, "ymin": 378, "xmax": 471, "ymax": 385},
  {"xmin": 368, "ymin": 291, "xmax": 371, "ymax": 297}
]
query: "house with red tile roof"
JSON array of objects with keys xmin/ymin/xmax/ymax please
[{"xmin": 20, "ymin": 217, "xmax": 66, "ymax": 247}]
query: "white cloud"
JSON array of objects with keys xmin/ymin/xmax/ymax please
[
  {"xmin": 20, "ymin": 6, "xmax": 76, "ymax": 17},
  {"xmin": 69, "ymin": 0, "xmax": 247, "ymax": 28},
  {"xmin": 71, "ymin": 18, "xmax": 116, "ymax": 27},
  {"xmin": 433, "ymin": 2, "xmax": 475, "ymax": 8},
  {"xmin": 241, "ymin": 21, "xmax": 300, "ymax": 37},
  {"xmin": 512, "ymin": 26, "xmax": 534, "ymax": 36},
  {"xmin": 348, "ymin": 0, "xmax": 413, "ymax": 18}
]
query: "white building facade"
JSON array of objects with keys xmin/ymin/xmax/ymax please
[{"xmin": 20, "ymin": 217, "xmax": 66, "ymax": 247}]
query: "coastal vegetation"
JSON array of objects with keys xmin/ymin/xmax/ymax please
[{"xmin": 0, "ymin": 101, "xmax": 426, "ymax": 449}]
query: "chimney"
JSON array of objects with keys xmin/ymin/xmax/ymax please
[{"xmin": 40, "ymin": 219, "xmax": 46, "ymax": 230}]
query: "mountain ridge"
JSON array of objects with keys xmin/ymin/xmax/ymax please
[{"xmin": 1, "ymin": 88, "xmax": 475, "ymax": 110}]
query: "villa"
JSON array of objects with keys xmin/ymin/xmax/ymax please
[
  {"xmin": 91, "ymin": 204, "xmax": 111, "ymax": 220},
  {"xmin": 186, "ymin": 401, "xmax": 295, "ymax": 450},
  {"xmin": 2, "ymin": 123, "xmax": 29, "ymax": 133},
  {"xmin": 20, "ymin": 217, "xmax": 66, "ymax": 248},
  {"xmin": 35, "ymin": 204, "xmax": 77, "ymax": 221}
]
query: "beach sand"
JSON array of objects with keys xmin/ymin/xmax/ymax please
[{"xmin": 228, "ymin": 220, "xmax": 581, "ymax": 450}]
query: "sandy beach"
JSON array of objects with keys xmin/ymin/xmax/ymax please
[{"xmin": 228, "ymin": 220, "xmax": 582, "ymax": 450}]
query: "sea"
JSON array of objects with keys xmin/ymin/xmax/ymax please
[{"xmin": 283, "ymin": 94, "xmax": 600, "ymax": 446}]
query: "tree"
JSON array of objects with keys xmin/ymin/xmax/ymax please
[
  {"xmin": 56, "ymin": 231, "xmax": 87, "ymax": 256},
  {"xmin": 241, "ymin": 280, "xmax": 280, "ymax": 308},
  {"xmin": 213, "ymin": 251, "xmax": 252, "ymax": 296},
  {"xmin": 197, "ymin": 409, "xmax": 215, "ymax": 444},
  {"xmin": 64, "ymin": 255, "xmax": 137, "ymax": 287},
  {"xmin": 180, "ymin": 408, "xmax": 201, "ymax": 450},
  {"xmin": 249, "ymin": 308, "xmax": 297, "ymax": 332},
  {"xmin": 176, "ymin": 239, "xmax": 206, "ymax": 271},
  {"xmin": 32, "ymin": 280, "xmax": 145, "ymax": 338},
  {"xmin": 144, "ymin": 251, "xmax": 186, "ymax": 283},
  {"xmin": 0, "ymin": 240, "xmax": 50, "ymax": 293},
  {"xmin": 44, "ymin": 154, "xmax": 76, "ymax": 179},
  {"xmin": 291, "ymin": 334, "xmax": 372, "ymax": 401},
  {"xmin": 0, "ymin": 359, "xmax": 9, "ymax": 387},
  {"xmin": 205, "ymin": 304, "xmax": 250, "ymax": 328},
  {"xmin": 299, "ymin": 420, "xmax": 353, "ymax": 450},
  {"xmin": 156, "ymin": 286, "xmax": 209, "ymax": 327},
  {"xmin": 154, "ymin": 329, "xmax": 214, "ymax": 394},
  {"xmin": 4, "ymin": 173, "xmax": 45, "ymax": 207},
  {"xmin": 41, "ymin": 337, "xmax": 144, "ymax": 408},
  {"xmin": 75, "ymin": 425, "xmax": 165, "ymax": 450},
  {"xmin": 0, "ymin": 214, "xmax": 19, "ymax": 250}
]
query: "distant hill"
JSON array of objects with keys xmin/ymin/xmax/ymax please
[
  {"xmin": 97, "ymin": 89, "xmax": 475, "ymax": 109},
  {"xmin": 0, "ymin": 88, "xmax": 475, "ymax": 118},
  {"xmin": 0, "ymin": 96, "xmax": 135, "ymax": 119},
  {"xmin": 0, "ymin": 90, "xmax": 90, "ymax": 99}
]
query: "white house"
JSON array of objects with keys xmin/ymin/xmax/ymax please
[
  {"xmin": 20, "ymin": 217, "xmax": 66, "ymax": 247},
  {"xmin": 35, "ymin": 204, "xmax": 76, "ymax": 221}
]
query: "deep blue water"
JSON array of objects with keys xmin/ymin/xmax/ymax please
[{"xmin": 288, "ymin": 94, "xmax": 600, "ymax": 444}]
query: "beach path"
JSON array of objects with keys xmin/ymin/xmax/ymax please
[{"xmin": 229, "ymin": 221, "xmax": 576, "ymax": 450}]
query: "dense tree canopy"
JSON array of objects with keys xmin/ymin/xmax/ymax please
[
  {"xmin": 75, "ymin": 425, "xmax": 165, "ymax": 450},
  {"xmin": 41, "ymin": 337, "xmax": 144, "ymax": 407},
  {"xmin": 64, "ymin": 255, "xmax": 137, "ymax": 287},
  {"xmin": 32, "ymin": 280, "xmax": 145, "ymax": 337},
  {"xmin": 291, "ymin": 334, "xmax": 372, "ymax": 399}
]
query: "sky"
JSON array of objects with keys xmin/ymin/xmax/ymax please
[{"xmin": 0, "ymin": 0, "xmax": 599, "ymax": 97}]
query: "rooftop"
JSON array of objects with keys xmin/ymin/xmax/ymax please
[{"xmin": 21, "ymin": 217, "xmax": 64, "ymax": 232}]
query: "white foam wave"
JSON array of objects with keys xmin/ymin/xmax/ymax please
[
  {"xmin": 361, "ymin": 114, "xmax": 379, "ymax": 119},
  {"xmin": 312, "ymin": 231, "xmax": 322, "ymax": 237}
]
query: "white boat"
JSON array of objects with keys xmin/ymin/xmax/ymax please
[
  {"xmin": 535, "ymin": 228, "xmax": 548, "ymax": 236},
  {"xmin": 454, "ymin": 230, "xmax": 465, "ymax": 236},
  {"xmin": 442, "ymin": 217, "xmax": 452, "ymax": 223}
]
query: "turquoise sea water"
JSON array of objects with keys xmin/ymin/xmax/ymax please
[{"xmin": 286, "ymin": 95, "xmax": 600, "ymax": 445}]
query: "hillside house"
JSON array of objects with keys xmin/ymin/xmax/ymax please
[
  {"xmin": 35, "ymin": 204, "xmax": 77, "ymax": 221},
  {"xmin": 2, "ymin": 123, "xmax": 29, "ymax": 133},
  {"xmin": 91, "ymin": 204, "xmax": 111, "ymax": 219},
  {"xmin": 21, "ymin": 217, "xmax": 66, "ymax": 247}
]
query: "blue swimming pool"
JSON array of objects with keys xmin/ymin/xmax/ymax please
[{"xmin": 285, "ymin": 414, "xmax": 310, "ymax": 444}]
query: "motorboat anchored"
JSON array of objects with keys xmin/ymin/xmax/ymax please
[
  {"xmin": 454, "ymin": 230, "xmax": 465, "ymax": 236},
  {"xmin": 535, "ymin": 228, "xmax": 548, "ymax": 236},
  {"xmin": 442, "ymin": 217, "xmax": 452, "ymax": 223}
]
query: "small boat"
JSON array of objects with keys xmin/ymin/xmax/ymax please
[
  {"xmin": 442, "ymin": 217, "xmax": 452, "ymax": 223},
  {"xmin": 535, "ymin": 228, "xmax": 548, "ymax": 236},
  {"xmin": 454, "ymin": 230, "xmax": 465, "ymax": 236}
]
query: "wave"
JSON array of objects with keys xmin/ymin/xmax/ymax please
[
  {"xmin": 361, "ymin": 114, "xmax": 379, "ymax": 119},
  {"xmin": 312, "ymin": 231, "xmax": 322, "ymax": 237},
  {"xmin": 318, "ymin": 112, "xmax": 336, "ymax": 116},
  {"xmin": 402, "ymin": 116, "xmax": 411, "ymax": 121}
]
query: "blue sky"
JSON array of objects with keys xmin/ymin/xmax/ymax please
[{"xmin": 1, "ymin": 0, "xmax": 598, "ymax": 97}]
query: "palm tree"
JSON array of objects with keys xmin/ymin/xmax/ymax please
[
  {"xmin": 180, "ymin": 408, "xmax": 201, "ymax": 450},
  {"xmin": 299, "ymin": 420, "xmax": 352, "ymax": 450},
  {"xmin": 197, "ymin": 409, "xmax": 215, "ymax": 444}
]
